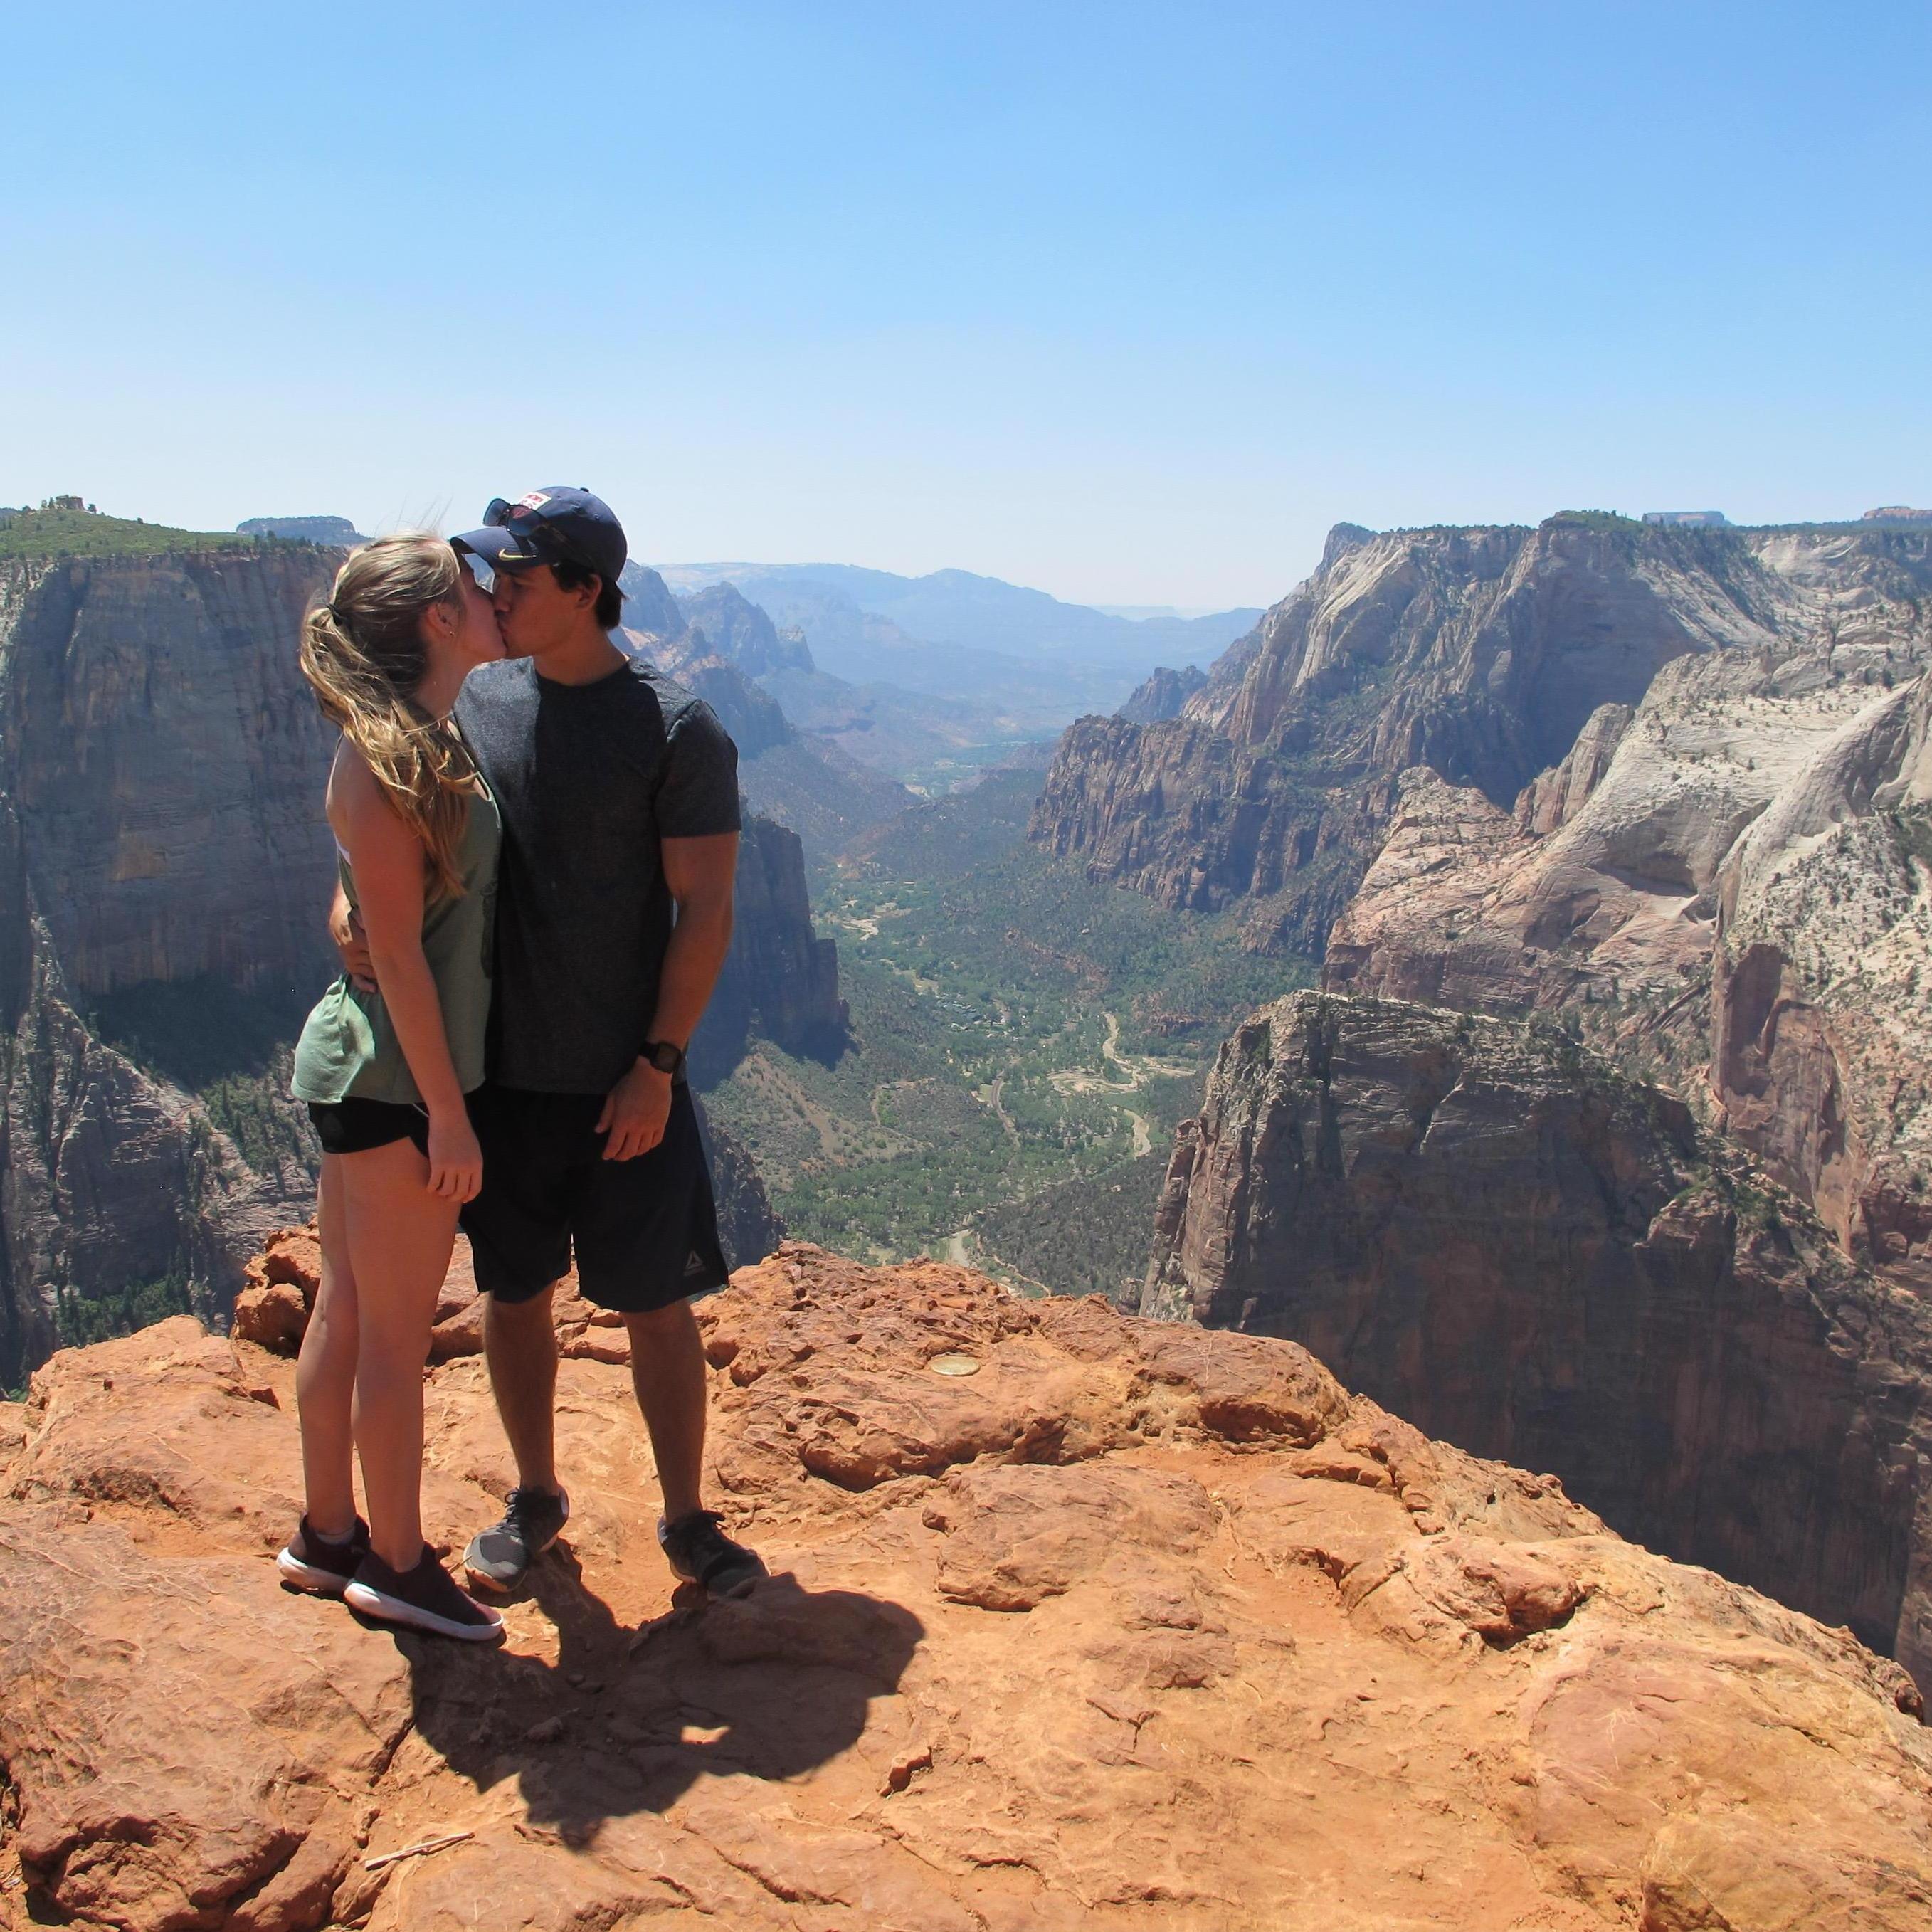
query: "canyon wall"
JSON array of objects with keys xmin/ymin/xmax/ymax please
[
  {"xmin": 1140, "ymin": 991, "xmax": 1932, "ymax": 1683},
  {"xmin": 1035, "ymin": 517, "xmax": 1932, "ymax": 953},
  {"xmin": 0, "ymin": 547, "xmax": 339, "ymax": 1383}
]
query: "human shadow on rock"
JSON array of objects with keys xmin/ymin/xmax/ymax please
[{"xmin": 394, "ymin": 1550, "xmax": 924, "ymax": 1839}]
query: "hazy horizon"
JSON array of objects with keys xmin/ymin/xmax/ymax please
[{"xmin": 4, "ymin": 4, "xmax": 1926, "ymax": 608}]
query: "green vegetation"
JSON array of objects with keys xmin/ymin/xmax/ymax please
[
  {"xmin": 88, "ymin": 975, "xmax": 318, "ymax": 1176},
  {"xmin": 709, "ymin": 774, "xmax": 1312, "ymax": 1289},
  {"xmin": 0, "ymin": 506, "xmax": 294, "ymax": 561},
  {"xmin": 53, "ymin": 1266, "xmax": 201, "ymax": 1351},
  {"xmin": 973, "ymin": 1149, "xmax": 1173, "ymax": 1300}
]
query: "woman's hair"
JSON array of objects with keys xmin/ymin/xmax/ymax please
[{"xmin": 299, "ymin": 534, "xmax": 478, "ymax": 900}]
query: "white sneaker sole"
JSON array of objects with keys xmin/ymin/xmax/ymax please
[
  {"xmin": 276, "ymin": 1548, "xmax": 354, "ymax": 1597},
  {"xmin": 344, "ymin": 1579, "xmax": 505, "ymax": 1643}
]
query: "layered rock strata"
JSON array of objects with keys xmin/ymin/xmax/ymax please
[
  {"xmin": 1325, "ymin": 648, "xmax": 1913, "ymax": 1018},
  {"xmin": 1709, "ymin": 670, "xmax": 1932, "ymax": 1275},
  {"xmin": 0, "ymin": 547, "xmax": 341, "ymax": 1381},
  {"xmin": 4, "ymin": 1242, "xmax": 1929, "ymax": 1931},
  {"xmin": 1324, "ymin": 640, "xmax": 1932, "ymax": 1276},
  {"xmin": 1035, "ymin": 517, "xmax": 1932, "ymax": 952},
  {"xmin": 1140, "ymin": 991, "xmax": 1932, "ymax": 1684}
]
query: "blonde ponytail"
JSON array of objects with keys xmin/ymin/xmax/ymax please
[{"xmin": 299, "ymin": 535, "xmax": 477, "ymax": 900}]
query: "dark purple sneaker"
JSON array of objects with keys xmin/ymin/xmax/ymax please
[
  {"xmin": 345, "ymin": 1547, "xmax": 506, "ymax": 1643},
  {"xmin": 277, "ymin": 1515, "xmax": 370, "ymax": 1598},
  {"xmin": 658, "ymin": 1510, "xmax": 768, "ymax": 1600}
]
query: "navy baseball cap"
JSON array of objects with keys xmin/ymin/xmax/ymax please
[{"xmin": 453, "ymin": 487, "xmax": 628, "ymax": 586}]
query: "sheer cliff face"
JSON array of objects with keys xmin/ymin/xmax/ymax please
[
  {"xmin": 1141, "ymin": 991, "xmax": 1932, "ymax": 1683},
  {"xmin": 1034, "ymin": 518, "xmax": 1932, "ymax": 953},
  {"xmin": 0, "ymin": 548, "xmax": 340, "ymax": 1383},
  {"xmin": 1710, "ymin": 670, "xmax": 1932, "ymax": 1274},
  {"xmin": 0, "ymin": 550, "xmax": 828, "ymax": 1380},
  {"xmin": 692, "ymin": 815, "xmax": 848, "ymax": 1089},
  {"xmin": 1324, "ymin": 632, "xmax": 1932, "ymax": 1278},
  {"xmin": 0, "ymin": 551, "xmax": 341, "ymax": 1000}
]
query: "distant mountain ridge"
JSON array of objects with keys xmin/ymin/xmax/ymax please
[{"xmin": 656, "ymin": 560, "xmax": 1260, "ymax": 677}]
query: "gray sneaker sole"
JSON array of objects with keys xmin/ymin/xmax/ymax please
[
  {"xmin": 708, "ymin": 1563, "xmax": 765, "ymax": 1602},
  {"xmin": 463, "ymin": 1496, "xmax": 569, "ymax": 1593}
]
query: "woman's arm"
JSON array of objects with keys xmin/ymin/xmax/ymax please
[{"xmin": 331, "ymin": 755, "xmax": 482, "ymax": 1200}]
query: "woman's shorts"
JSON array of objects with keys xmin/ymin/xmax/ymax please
[{"xmin": 307, "ymin": 1097, "xmax": 431, "ymax": 1157}]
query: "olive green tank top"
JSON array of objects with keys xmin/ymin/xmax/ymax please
[{"xmin": 292, "ymin": 779, "xmax": 500, "ymax": 1107}]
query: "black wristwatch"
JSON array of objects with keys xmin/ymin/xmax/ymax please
[{"xmin": 641, "ymin": 1040, "xmax": 686, "ymax": 1079}]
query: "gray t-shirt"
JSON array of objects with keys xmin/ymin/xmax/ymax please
[{"xmin": 455, "ymin": 654, "xmax": 741, "ymax": 1094}]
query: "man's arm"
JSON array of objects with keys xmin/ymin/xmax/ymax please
[{"xmin": 598, "ymin": 831, "xmax": 739, "ymax": 1161}]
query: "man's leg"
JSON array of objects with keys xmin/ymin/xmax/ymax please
[
  {"xmin": 483, "ymin": 1282, "xmax": 561, "ymax": 1494},
  {"xmin": 622, "ymin": 1299, "xmax": 707, "ymax": 1522}
]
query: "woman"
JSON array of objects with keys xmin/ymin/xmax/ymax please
[{"xmin": 277, "ymin": 534, "xmax": 506, "ymax": 1642}]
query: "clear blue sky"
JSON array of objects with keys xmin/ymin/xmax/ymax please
[{"xmin": 4, "ymin": 3, "xmax": 1926, "ymax": 607}]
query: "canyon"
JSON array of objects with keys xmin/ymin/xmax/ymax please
[
  {"xmin": 1105, "ymin": 512, "xmax": 1932, "ymax": 1694},
  {"xmin": 4, "ymin": 1241, "xmax": 1928, "ymax": 1931},
  {"xmin": 1033, "ymin": 516, "xmax": 1932, "ymax": 954}
]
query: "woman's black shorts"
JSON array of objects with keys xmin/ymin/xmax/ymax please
[{"xmin": 306, "ymin": 1096, "xmax": 432, "ymax": 1157}]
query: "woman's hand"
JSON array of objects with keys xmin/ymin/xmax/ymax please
[{"xmin": 426, "ymin": 1109, "xmax": 484, "ymax": 1203}]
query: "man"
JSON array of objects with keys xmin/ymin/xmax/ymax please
[{"xmin": 334, "ymin": 487, "xmax": 765, "ymax": 1601}]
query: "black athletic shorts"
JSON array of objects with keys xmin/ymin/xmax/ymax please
[
  {"xmin": 307, "ymin": 1097, "xmax": 431, "ymax": 1157},
  {"xmin": 457, "ymin": 1082, "xmax": 728, "ymax": 1314}
]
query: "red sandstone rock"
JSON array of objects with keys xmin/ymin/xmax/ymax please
[{"xmin": 2, "ymin": 1242, "xmax": 1930, "ymax": 1931}]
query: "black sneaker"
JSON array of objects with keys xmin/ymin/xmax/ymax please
[
  {"xmin": 463, "ymin": 1485, "xmax": 570, "ymax": 1594},
  {"xmin": 345, "ymin": 1548, "xmax": 505, "ymax": 1643},
  {"xmin": 659, "ymin": 1510, "xmax": 768, "ymax": 1600},
  {"xmin": 276, "ymin": 1514, "xmax": 370, "ymax": 1598}
]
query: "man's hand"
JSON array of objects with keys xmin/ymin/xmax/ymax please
[
  {"xmin": 330, "ymin": 897, "xmax": 376, "ymax": 992},
  {"xmin": 597, "ymin": 1058, "xmax": 673, "ymax": 1161}
]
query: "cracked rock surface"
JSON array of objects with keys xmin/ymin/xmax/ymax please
[{"xmin": 3, "ymin": 1243, "xmax": 1930, "ymax": 1930}]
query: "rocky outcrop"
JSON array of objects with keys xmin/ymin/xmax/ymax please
[
  {"xmin": 677, "ymin": 583, "xmax": 815, "ymax": 677},
  {"xmin": 614, "ymin": 561, "xmax": 687, "ymax": 642},
  {"xmin": 5, "ymin": 1242, "xmax": 1929, "ymax": 1931},
  {"xmin": 1116, "ymin": 663, "xmax": 1205, "ymax": 724},
  {"xmin": 1326, "ymin": 647, "xmax": 1915, "ymax": 1021},
  {"xmin": 1709, "ymin": 670, "xmax": 1932, "ymax": 1272},
  {"xmin": 0, "ymin": 549, "xmax": 820, "ymax": 1380},
  {"xmin": 1141, "ymin": 991, "xmax": 1932, "ymax": 1684},
  {"xmin": 1035, "ymin": 516, "xmax": 1932, "ymax": 952},
  {"xmin": 1323, "ymin": 623, "xmax": 1932, "ymax": 1276}
]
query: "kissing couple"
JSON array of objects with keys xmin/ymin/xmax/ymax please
[{"xmin": 274, "ymin": 488, "xmax": 765, "ymax": 1642}]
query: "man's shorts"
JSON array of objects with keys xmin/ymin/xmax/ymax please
[{"xmin": 458, "ymin": 1082, "xmax": 729, "ymax": 1314}]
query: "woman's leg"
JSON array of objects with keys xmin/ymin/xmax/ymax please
[
  {"xmin": 295, "ymin": 1154, "xmax": 360, "ymax": 1538},
  {"xmin": 337, "ymin": 1136, "xmax": 461, "ymax": 1571}
]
